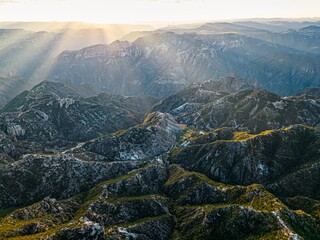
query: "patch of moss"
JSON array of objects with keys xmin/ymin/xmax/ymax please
[
  {"xmin": 0, "ymin": 216, "xmax": 53, "ymax": 239},
  {"xmin": 232, "ymin": 129, "xmax": 274, "ymax": 142},
  {"xmin": 111, "ymin": 129, "xmax": 128, "ymax": 137},
  {"xmin": 86, "ymin": 168, "xmax": 141, "ymax": 201},
  {"xmin": 244, "ymin": 230, "xmax": 288, "ymax": 240},
  {"xmin": 169, "ymin": 147, "xmax": 184, "ymax": 158},
  {"xmin": 239, "ymin": 184, "xmax": 284, "ymax": 212},
  {"xmin": 165, "ymin": 165, "xmax": 227, "ymax": 189},
  {"xmin": 105, "ymin": 194, "xmax": 167, "ymax": 204},
  {"xmin": 116, "ymin": 214, "xmax": 171, "ymax": 228},
  {"xmin": 179, "ymin": 128, "xmax": 203, "ymax": 143},
  {"xmin": 171, "ymin": 230, "xmax": 184, "ymax": 240},
  {"xmin": 143, "ymin": 112, "xmax": 161, "ymax": 126}
]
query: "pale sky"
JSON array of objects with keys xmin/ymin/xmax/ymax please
[{"xmin": 0, "ymin": 0, "xmax": 319, "ymax": 23}]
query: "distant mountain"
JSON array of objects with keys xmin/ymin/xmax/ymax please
[
  {"xmin": 0, "ymin": 24, "xmax": 156, "ymax": 99},
  {"xmin": 1, "ymin": 20, "xmax": 320, "ymax": 106},
  {"xmin": 0, "ymin": 28, "xmax": 151, "ymax": 80},
  {"xmin": 48, "ymin": 31, "xmax": 320, "ymax": 98},
  {"xmin": 0, "ymin": 76, "xmax": 30, "ymax": 108},
  {"xmin": 2, "ymin": 20, "xmax": 320, "ymax": 240},
  {"xmin": 0, "ymin": 21, "xmax": 155, "ymax": 39},
  {"xmin": 235, "ymin": 20, "xmax": 320, "ymax": 32},
  {"xmin": 150, "ymin": 75, "xmax": 257, "ymax": 113},
  {"xmin": 297, "ymin": 86, "xmax": 320, "ymax": 96}
]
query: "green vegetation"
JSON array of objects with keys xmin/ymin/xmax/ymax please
[
  {"xmin": 86, "ymin": 168, "xmax": 141, "ymax": 201},
  {"xmin": 232, "ymin": 130, "xmax": 274, "ymax": 141},
  {"xmin": 115, "ymin": 214, "xmax": 170, "ymax": 228},
  {"xmin": 105, "ymin": 194, "xmax": 167, "ymax": 204},
  {"xmin": 111, "ymin": 128, "xmax": 128, "ymax": 136},
  {"xmin": 165, "ymin": 165, "xmax": 226, "ymax": 188},
  {"xmin": 169, "ymin": 146, "xmax": 184, "ymax": 158},
  {"xmin": 239, "ymin": 184, "xmax": 284, "ymax": 212},
  {"xmin": 244, "ymin": 230, "xmax": 288, "ymax": 240},
  {"xmin": 143, "ymin": 112, "xmax": 161, "ymax": 126},
  {"xmin": 0, "ymin": 207, "xmax": 16, "ymax": 219}
]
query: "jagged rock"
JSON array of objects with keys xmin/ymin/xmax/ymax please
[
  {"xmin": 48, "ymin": 220, "xmax": 105, "ymax": 240},
  {"xmin": 150, "ymin": 75, "xmax": 255, "ymax": 114},
  {"xmin": 0, "ymin": 81, "xmax": 157, "ymax": 143},
  {"xmin": 78, "ymin": 112, "xmax": 183, "ymax": 161},
  {"xmin": 101, "ymin": 163, "xmax": 168, "ymax": 198},
  {"xmin": 0, "ymin": 81, "xmax": 157, "ymax": 159},
  {"xmin": 105, "ymin": 216, "xmax": 173, "ymax": 240},
  {"xmin": 154, "ymin": 83, "xmax": 320, "ymax": 133},
  {"xmin": 0, "ymin": 153, "xmax": 138, "ymax": 209},
  {"xmin": 1, "ymin": 163, "xmax": 319, "ymax": 240},
  {"xmin": 169, "ymin": 125, "xmax": 320, "ymax": 185}
]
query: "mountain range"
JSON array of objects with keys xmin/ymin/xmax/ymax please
[
  {"xmin": 1, "ymin": 19, "xmax": 320, "ymax": 240},
  {"xmin": 0, "ymin": 76, "xmax": 319, "ymax": 239}
]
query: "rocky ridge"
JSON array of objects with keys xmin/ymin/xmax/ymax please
[{"xmin": 1, "ymin": 77, "xmax": 320, "ymax": 239}]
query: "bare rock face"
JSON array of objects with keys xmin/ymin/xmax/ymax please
[
  {"xmin": 169, "ymin": 125, "xmax": 319, "ymax": 186},
  {"xmin": 0, "ymin": 153, "xmax": 139, "ymax": 209},
  {"xmin": 0, "ymin": 81, "xmax": 157, "ymax": 159},
  {"xmin": 1, "ymin": 76, "xmax": 320, "ymax": 239},
  {"xmin": 152, "ymin": 79, "xmax": 320, "ymax": 133},
  {"xmin": 78, "ymin": 112, "xmax": 183, "ymax": 161},
  {"xmin": 1, "ymin": 162, "xmax": 319, "ymax": 240}
]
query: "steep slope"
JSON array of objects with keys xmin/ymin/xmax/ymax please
[
  {"xmin": 150, "ymin": 75, "xmax": 257, "ymax": 114},
  {"xmin": 1, "ymin": 163, "xmax": 319, "ymax": 240},
  {"xmin": 169, "ymin": 125, "xmax": 320, "ymax": 186},
  {"xmin": 0, "ymin": 81, "xmax": 157, "ymax": 158},
  {"xmin": 190, "ymin": 89, "xmax": 320, "ymax": 133},
  {"xmin": 0, "ymin": 109, "xmax": 320, "ymax": 239},
  {"xmin": 48, "ymin": 32, "xmax": 320, "ymax": 98},
  {"xmin": 153, "ymin": 82, "xmax": 320, "ymax": 133},
  {"xmin": 0, "ymin": 153, "xmax": 139, "ymax": 209},
  {"xmin": 74, "ymin": 112, "xmax": 184, "ymax": 161}
]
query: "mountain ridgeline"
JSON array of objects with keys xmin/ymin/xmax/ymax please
[
  {"xmin": 0, "ymin": 20, "xmax": 320, "ymax": 108},
  {"xmin": 1, "ymin": 20, "xmax": 320, "ymax": 240},
  {"xmin": 48, "ymin": 24, "xmax": 320, "ymax": 98},
  {"xmin": 0, "ymin": 76, "xmax": 320, "ymax": 239}
]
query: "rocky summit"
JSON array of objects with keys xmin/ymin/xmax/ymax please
[
  {"xmin": 0, "ymin": 75, "xmax": 320, "ymax": 239},
  {"xmin": 1, "ymin": 17, "xmax": 320, "ymax": 240}
]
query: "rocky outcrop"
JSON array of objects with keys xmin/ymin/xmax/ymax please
[
  {"xmin": 169, "ymin": 125, "xmax": 320, "ymax": 186},
  {"xmin": 0, "ymin": 153, "xmax": 138, "ymax": 209},
  {"xmin": 155, "ymin": 86, "xmax": 320, "ymax": 133},
  {"xmin": 78, "ymin": 112, "xmax": 183, "ymax": 161},
  {"xmin": 1, "ymin": 163, "xmax": 319, "ymax": 240},
  {"xmin": 0, "ymin": 81, "xmax": 157, "ymax": 159}
]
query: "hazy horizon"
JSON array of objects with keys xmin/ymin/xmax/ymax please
[{"xmin": 0, "ymin": 0, "xmax": 319, "ymax": 24}]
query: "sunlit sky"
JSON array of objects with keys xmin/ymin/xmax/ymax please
[{"xmin": 0, "ymin": 0, "xmax": 319, "ymax": 24}]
